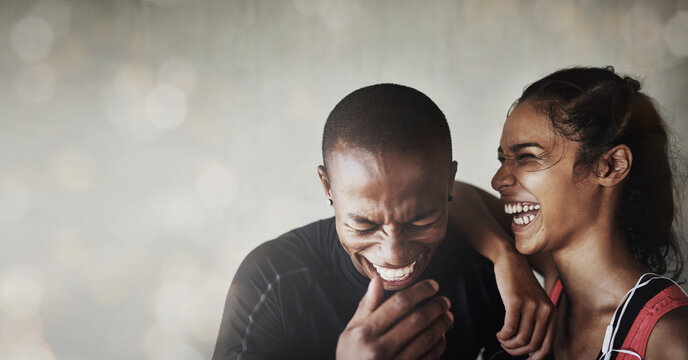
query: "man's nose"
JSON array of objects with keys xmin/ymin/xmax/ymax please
[
  {"xmin": 491, "ymin": 164, "xmax": 516, "ymax": 192},
  {"xmin": 379, "ymin": 226, "xmax": 412, "ymax": 264}
]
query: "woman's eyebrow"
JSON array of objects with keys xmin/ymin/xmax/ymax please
[{"xmin": 498, "ymin": 142, "xmax": 544, "ymax": 153}]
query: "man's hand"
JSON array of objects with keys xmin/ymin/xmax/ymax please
[
  {"xmin": 336, "ymin": 277, "xmax": 454, "ymax": 360},
  {"xmin": 493, "ymin": 252, "xmax": 555, "ymax": 359}
]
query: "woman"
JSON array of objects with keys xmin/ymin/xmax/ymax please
[{"xmin": 481, "ymin": 66, "xmax": 687, "ymax": 359}]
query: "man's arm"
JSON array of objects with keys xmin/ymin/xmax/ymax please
[
  {"xmin": 212, "ymin": 245, "xmax": 287, "ymax": 360},
  {"xmin": 448, "ymin": 181, "xmax": 556, "ymax": 359}
]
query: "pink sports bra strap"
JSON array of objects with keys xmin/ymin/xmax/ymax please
[
  {"xmin": 615, "ymin": 285, "xmax": 688, "ymax": 359},
  {"xmin": 549, "ymin": 278, "xmax": 563, "ymax": 306}
]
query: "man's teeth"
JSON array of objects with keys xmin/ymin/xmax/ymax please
[
  {"xmin": 373, "ymin": 261, "xmax": 416, "ymax": 281},
  {"xmin": 504, "ymin": 202, "xmax": 539, "ymax": 225}
]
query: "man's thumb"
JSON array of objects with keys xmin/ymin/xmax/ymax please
[{"xmin": 357, "ymin": 276, "xmax": 384, "ymax": 315}]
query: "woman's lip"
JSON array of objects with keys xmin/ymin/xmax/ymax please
[{"xmin": 510, "ymin": 209, "xmax": 540, "ymax": 231}]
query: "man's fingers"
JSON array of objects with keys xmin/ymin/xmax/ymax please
[
  {"xmin": 499, "ymin": 301, "xmax": 536, "ymax": 352},
  {"xmin": 366, "ymin": 279, "xmax": 440, "ymax": 333},
  {"xmin": 419, "ymin": 332, "xmax": 447, "ymax": 360},
  {"xmin": 350, "ymin": 276, "xmax": 384, "ymax": 323},
  {"xmin": 384, "ymin": 299, "xmax": 452, "ymax": 358},
  {"xmin": 497, "ymin": 300, "xmax": 521, "ymax": 340},
  {"xmin": 396, "ymin": 311, "xmax": 453, "ymax": 360},
  {"xmin": 527, "ymin": 310, "xmax": 556, "ymax": 360}
]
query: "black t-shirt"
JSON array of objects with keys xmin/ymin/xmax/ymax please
[{"xmin": 213, "ymin": 217, "xmax": 515, "ymax": 359}]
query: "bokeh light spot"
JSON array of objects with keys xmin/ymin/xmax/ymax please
[
  {"xmin": 144, "ymin": 84, "xmax": 187, "ymax": 130},
  {"xmin": 10, "ymin": 15, "xmax": 54, "ymax": 62},
  {"xmin": 102, "ymin": 62, "xmax": 161, "ymax": 141},
  {"xmin": 32, "ymin": 0, "xmax": 72, "ymax": 38},
  {"xmin": 0, "ymin": 264, "xmax": 44, "ymax": 317}
]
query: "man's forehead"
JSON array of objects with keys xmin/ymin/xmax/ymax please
[{"xmin": 327, "ymin": 141, "xmax": 441, "ymax": 166}]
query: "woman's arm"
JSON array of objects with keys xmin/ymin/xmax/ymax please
[{"xmin": 449, "ymin": 181, "xmax": 556, "ymax": 358}]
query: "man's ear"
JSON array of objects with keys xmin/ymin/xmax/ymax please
[
  {"xmin": 596, "ymin": 145, "xmax": 632, "ymax": 187},
  {"xmin": 317, "ymin": 165, "xmax": 333, "ymax": 199},
  {"xmin": 447, "ymin": 161, "xmax": 458, "ymax": 195}
]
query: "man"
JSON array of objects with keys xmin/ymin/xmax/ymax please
[{"xmin": 213, "ymin": 84, "xmax": 552, "ymax": 359}]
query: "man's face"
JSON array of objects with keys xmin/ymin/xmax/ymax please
[{"xmin": 319, "ymin": 144, "xmax": 456, "ymax": 290}]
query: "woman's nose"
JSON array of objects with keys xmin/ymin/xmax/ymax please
[{"xmin": 491, "ymin": 164, "xmax": 516, "ymax": 192}]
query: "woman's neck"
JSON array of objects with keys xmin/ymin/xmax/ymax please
[{"xmin": 551, "ymin": 226, "xmax": 648, "ymax": 313}]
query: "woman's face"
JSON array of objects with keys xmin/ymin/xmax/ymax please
[{"xmin": 491, "ymin": 101, "xmax": 600, "ymax": 255}]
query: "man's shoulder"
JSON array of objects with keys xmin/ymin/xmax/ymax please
[
  {"xmin": 247, "ymin": 217, "xmax": 336, "ymax": 259},
  {"xmin": 234, "ymin": 217, "xmax": 337, "ymax": 282}
]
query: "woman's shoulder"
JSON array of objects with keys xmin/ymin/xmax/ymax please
[{"xmin": 645, "ymin": 304, "xmax": 688, "ymax": 359}]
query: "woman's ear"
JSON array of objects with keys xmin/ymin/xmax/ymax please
[{"xmin": 596, "ymin": 145, "xmax": 633, "ymax": 187}]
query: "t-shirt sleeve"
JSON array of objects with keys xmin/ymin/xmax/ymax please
[{"xmin": 212, "ymin": 243, "xmax": 288, "ymax": 360}]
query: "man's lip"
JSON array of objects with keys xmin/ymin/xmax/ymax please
[
  {"xmin": 362, "ymin": 254, "xmax": 425, "ymax": 287},
  {"xmin": 371, "ymin": 260, "xmax": 418, "ymax": 269}
]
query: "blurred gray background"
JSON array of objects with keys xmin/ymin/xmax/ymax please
[{"xmin": 1, "ymin": 0, "xmax": 687, "ymax": 359}]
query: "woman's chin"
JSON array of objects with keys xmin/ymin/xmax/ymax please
[{"xmin": 515, "ymin": 236, "xmax": 540, "ymax": 255}]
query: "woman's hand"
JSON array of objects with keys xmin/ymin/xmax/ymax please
[{"xmin": 493, "ymin": 251, "xmax": 556, "ymax": 359}]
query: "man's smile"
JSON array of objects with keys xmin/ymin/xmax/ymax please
[{"xmin": 360, "ymin": 253, "xmax": 426, "ymax": 289}]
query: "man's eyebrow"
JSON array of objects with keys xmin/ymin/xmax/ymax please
[
  {"xmin": 409, "ymin": 208, "xmax": 440, "ymax": 222},
  {"xmin": 498, "ymin": 143, "xmax": 543, "ymax": 153},
  {"xmin": 348, "ymin": 214, "xmax": 377, "ymax": 225}
]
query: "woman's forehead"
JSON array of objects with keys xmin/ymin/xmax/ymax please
[{"xmin": 500, "ymin": 103, "xmax": 555, "ymax": 150}]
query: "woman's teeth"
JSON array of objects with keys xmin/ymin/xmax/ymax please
[
  {"xmin": 373, "ymin": 261, "xmax": 416, "ymax": 281},
  {"xmin": 504, "ymin": 202, "xmax": 540, "ymax": 225}
]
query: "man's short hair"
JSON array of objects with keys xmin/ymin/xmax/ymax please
[{"xmin": 321, "ymin": 83, "xmax": 452, "ymax": 170}]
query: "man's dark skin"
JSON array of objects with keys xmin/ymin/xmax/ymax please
[{"xmin": 318, "ymin": 144, "xmax": 457, "ymax": 359}]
